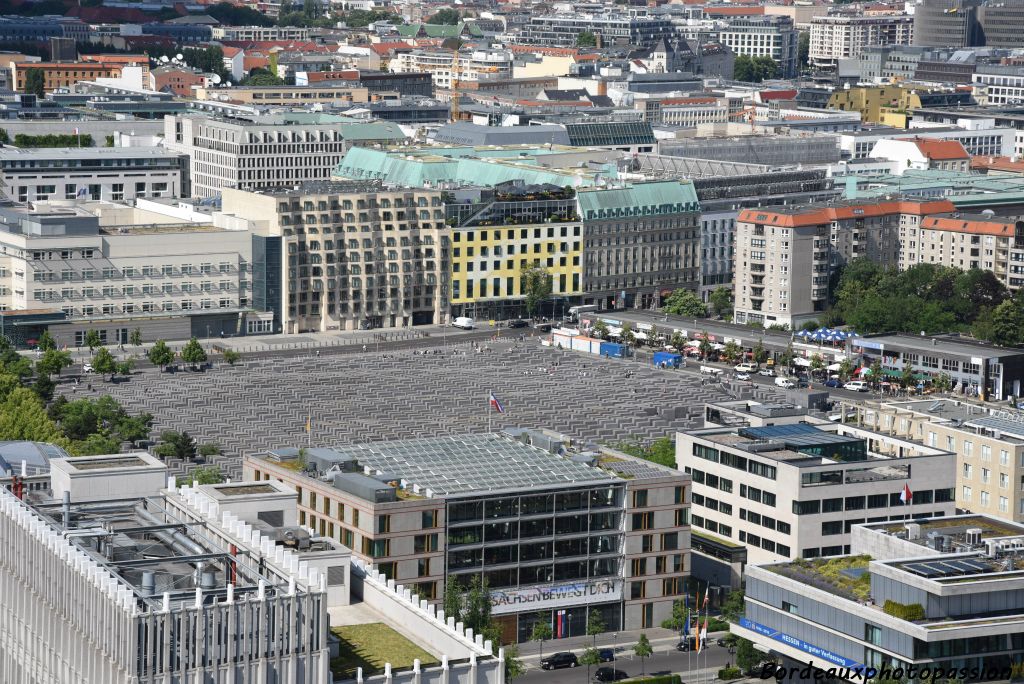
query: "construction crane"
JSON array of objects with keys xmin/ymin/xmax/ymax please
[{"xmin": 449, "ymin": 49, "xmax": 461, "ymax": 122}]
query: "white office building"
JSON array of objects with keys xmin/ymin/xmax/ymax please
[
  {"xmin": 717, "ymin": 16, "xmax": 799, "ymax": 79},
  {"xmin": 809, "ymin": 15, "xmax": 914, "ymax": 70},
  {"xmin": 0, "ymin": 146, "xmax": 187, "ymax": 204},
  {"xmin": 677, "ymin": 406, "xmax": 957, "ymax": 565},
  {"xmin": 389, "ymin": 49, "xmax": 514, "ymax": 90}
]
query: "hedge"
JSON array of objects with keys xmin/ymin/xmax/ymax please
[
  {"xmin": 882, "ymin": 600, "xmax": 925, "ymax": 621},
  {"xmin": 718, "ymin": 667, "xmax": 742, "ymax": 680}
]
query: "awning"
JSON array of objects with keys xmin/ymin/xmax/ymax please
[
  {"xmin": 793, "ymin": 357, "xmax": 811, "ymax": 367},
  {"xmin": 633, "ymin": 331, "xmax": 649, "ymax": 341},
  {"xmin": 827, "ymin": 363, "xmax": 842, "ymax": 371}
]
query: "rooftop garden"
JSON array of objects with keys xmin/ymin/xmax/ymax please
[
  {"xmin": 330, "ymin": 623, "xmax": 439, "ymax": 679},
  {"xmin": 769, "ymin": 555, "xmax": 872, "ymax": 602},
  {"xmin": 879, "ymin": 516, "xmax": 1023, "ymax": 539}
]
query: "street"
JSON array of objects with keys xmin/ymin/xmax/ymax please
[{"xmin": 518, "ymin": 635, "xmax": 735, "ymax": 684}]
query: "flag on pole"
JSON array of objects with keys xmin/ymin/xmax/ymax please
[
  {"xmin": 488, "ymin": 392, "xmax": 505, "ymax": 413},
  {"xmin": 702, "ymin": 591, "xmax": 709, "ymax": 611},
  {"xmin": 700, "ymin": 618, "xmax": 708, "ymax": 650},
  {"xmin": 695, "ymin": 617, "xmax": 702, "ymax": 654},
  {"xmin": 900, "ymin": 483, "xmax": 912, "ymax": 505}
]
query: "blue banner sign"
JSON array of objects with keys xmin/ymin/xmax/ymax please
[{"xmin": 739, "ymin": 618, "xmax": 864, "ymax": 670}]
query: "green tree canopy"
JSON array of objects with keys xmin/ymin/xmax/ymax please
[
  {"xmin": 84, "ymin": 329, "xmax": 102, "ymax": 351},
  {"xmin": 733, "ymin": 55, "xmax": 779, "ymax": 83},
  {"xmin": 76, "ymin": 430, "xmax": 121, "ymax": 456},
  {"xmin": 129, "ymin": 328, "xmax": 142, "ymax": 347},
  {"xmin": 38, "ymin": 330, "xmax": 56, "ymax": 351},
  {"xmin": 147, "ymin": 340, "xmax": 175, "ymax": 371},
  {"xmin": 426, "ymin": 8, "xmax": 461, "ymax": 24},
  {"xmin": 154, "ymin": 430, "xmax": 197, "ymax": 461},
  {"xmin": 36, "ymin": 348, "xmax": 71, "ymax": 377},
  {"xmin": 91, "ymin": 347, "xmax": 116, "ymax": 379},
  {"xmin": 634, "ymin": 634, "xmax": 653, "ymax": 676},
  {"xmin": 709, "ymin": 287, "xmax": 733, "ymax": 318},
  {"xmin": 576, "ymin": 31, "xmax": 597, "ymax": 47},
  {"xmin": 0, "ymin": 387, "xmax": 69, "ymax": 447},
  {"xmin": 663, "ymin": 289, "xmax": 707, "ymax": 317},
  {"xmin": 181, "ymin": 337, "xmax": 207, "ymax": 368},
  {"xmin": 443, "ymin": 575, "xmax": 463, "ymax": 623},
  {"xmin": 520, "ymin": 265, "xmax": 552, "ymax": 318}
]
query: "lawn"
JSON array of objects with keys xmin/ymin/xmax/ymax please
[{"xmin": 330, "ymin": 623, "xmax": 439, "ymax": 679}]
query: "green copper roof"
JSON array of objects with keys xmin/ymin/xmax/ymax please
[
  {"xmin": 577, "ymin": 181, "xmax": 700, "ymax": 218},
  {"xmin": 396, "ymin": 22, "xmax": 467, "ymax": 38}
]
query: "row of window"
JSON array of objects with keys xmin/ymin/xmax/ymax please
[
  {"xmin": 692, "ymin": 443, "xmax": 778, "ymax": 480},
  {"xmin": 738, "ymin": 531, "xmax": 791, "ymax": 557},
  {"xmin": 791, "ymin": 489, "xmax": 952, "ymax": 515}
]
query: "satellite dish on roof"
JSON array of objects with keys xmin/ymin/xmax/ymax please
[
  {"xmin": 160, "ymin": 55, "xmax": 170, "ymax": 63},
  {"xmin": 176, "ymin": 53, "xmax": 184, "ymax": 61},
  {"xmin": 212, "ymin": 74, "xmax": 222, "ymax": 84}
]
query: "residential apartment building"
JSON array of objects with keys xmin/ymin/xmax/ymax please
[
  {"xmin": 220, "ymin": 181, "xmax": 449, "ymax": 333},
  {"xmin": 389, "ymin": 49, "xmax": 513, "ymax": 90},
  {"xmin": 193, "ymin": 84, "xmax": 372, "ymax": 106},
  {"xmin": 519, "ymin": 12, "xmax": 677, "ymax": 48},
  {"xmin": 0, "ymin": 147, "xmax": 187, "ymax": 204},
  {"xmin": 0, "ymin": 200, "xmax": 257, "ymax": 344},
  {"xmin": 845, "ymin": 398, "xmax": 1024, "ymax": 523},
  {"xmin": 717, "ymin": 16, "xmax": 799, "ymax": 79},
  {"xmin": 676, "ymin": 418, "xmax": 957, "ymax": 565},
  {"xmin": 163, "ymin": 112, "xmax": 406, "ymax": 198},
  {"xmin": 655, "ymin": 97, "xmax": 730, "ymax": 128},
  {"xmin": 809, "ymin": 15, "xmax": 914, "ymax": 70},
  {"xmin": 901, "ymin": 211, "xmax": 1024, "ymax": 289},
  {"xmin": 210, "ymin": 25, "xmax": 312, "ymax": 41},
  {"xmin": 578, "ymin": 181, "xmax": 701, "ymax": 310},
  {"xmin": 735, "ymin": 515, "xmax": 1024, "ymax": 681},
  {"xmin": 869, "ymin": 137, "xmax": 971, "ymax": 173},
  {"xmin": 834, "ymin": 124, "xmax": 1014, "ymax": 159},
  {"xmin": 446, "ymin": 184, "xmax": 583, "ymax": 320},
  {"xmin": 973, "ymin": 65, "xmax": 1024, "ymax": 106},
  {"xmin": 245, "ymin": 430, "xmax": 691, "ymax": 641},
  {"xmin": 10, "ymin": 61, "xmax": 125, "ymax": 93},
  {"xmin": 827, "ymin": 85, "xmax": 973, "ymax": 127},
  {"xmin": 732, "ymin": 199, "xmax": 956, "ymax": 329}
]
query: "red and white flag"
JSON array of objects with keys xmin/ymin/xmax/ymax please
[{"xmin": 900, "ymin": 484, "xmax": 913, "ymax": 505}]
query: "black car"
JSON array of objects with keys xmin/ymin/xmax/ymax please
[
  {"xmin": 717, "ymin": 635, "xmax": 736, "ymax": 648},
  {"xmin": 507, "ymin": 319, "xmax": 529, "ymax": 328},
  {"xmin": 593, "ymin": 668, "xmax": 628, "ymax": 682},
  {"xmin": 598, "ymin": 648, "xmax": 614, "ymax": 662},
  {"xmin": 535, "ymin": 322, "xmax": 553, "ymax": 332},
  {"xmin": 541, "ymin": 652, "xmax": 578, "ymax": 670},
  {"xmin": 676, "ymin": 637, "xmax": 697, "ymax": 652}
]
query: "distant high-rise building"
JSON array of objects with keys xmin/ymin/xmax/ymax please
[{"xmin": 912, "ymin": 0, "xmax": 1024, "ymax": 48}]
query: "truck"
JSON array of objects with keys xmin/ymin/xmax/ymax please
[
  {"xmin": 652, "ymin": 351, "xmax": 683, "ymax": 368},
  {"xmin": 452, "ymin": 316, "xmax": 475, "ymax": 329},
  {"xmin": 567, "ymin": 304, "xmax": 598, "ymax": 321}
]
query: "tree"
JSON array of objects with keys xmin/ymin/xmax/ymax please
[
  {"xmin": 580, "ymin": 647, "xmax": 601, "ymax": 682},
  {"xmin": 463, "ymin": 574, "xmax": 492, "ymax": 634},
  {"xmin": 709, "ymin": 287, "xmax": 733, "ymax": 318},
  {"xmin": 586, "ymin": 609, "xmax": 606, "ymax": 646},
  {"xmin": 869, "ymin": 358, "xmax": 883, "ymax": 387},
  {"xmin": 521, "ymin": 265, "xmax": 552, "ymax": 318},
  {"xmin": 778, "ymin": 343, "xmax": 794, "ymax": 370},
  {"xmin": 443, "ymin": 575, "xmax": 463, "ymax": 624},
  {"xmin": 576, "ymin": 31, "xmax": 597, "ymax": 47},
  {"xmin": 633, "ymin": 634, "xmax": 653, "ymax": 676},
  {"xmin": 722, "ymin": 340, "xmax": 742, "ymax": 364},
  {"xmin": 147, "ymin": 339, "xmax": 174, "ymax": 371},
  {"xmin": 33, "ymin": 373, "xmax": 55, "ymax": 402},
  {"xmin": 84, "ymin": 329, "xmax": 102, "ymax": 352},
  {"xmin": 753, "ymin": 340, "xmax": 768, "ymax": 365},
  {"xmin": 989, "ymin": 299, "xmax": 1024, "ymax": 346},
  {"xmin": 810, "ymin": 353, "xmax": 825, "ymax": 376},
  {"xmin": 181, "ymin": 337, "xmax": 207, "ymax": 369},
  {"xmin": 934, "ymin": 372, "xmax": 952, "ymax": 393},
  {"xmin": 670, "ymin": 331, "xmax": 687, "ymax": 352},
  {"xmin": 154, "ymin": 430, "xmax": 197, "ymax": 461},
  {"xmin": 187, "ymin": 465, "xmax": 224, "ymax": 485},
  {"xmin": 0, "ymin": 387, "xmax": 68, "ymax": 446},
  {"xmin": 36, "ymin": 348, "xmax": 71, "ymax": 377},
  {"xmin": 223, "ymin": 349, "xmax": 241, "ymax": 365},
  {"xmin": 733, "ymin": 54, "xmax": 779, "ymax": 83},
  {"xmin": 721, "ymin": 588, "xmax": 745, "ymax": 622},
  {"xmin": 116, "ymin": 413, "xmax": 153, "ymax": 447},
  {"xmin": 115, "ymin": 358, "xmax": 135, "ymax": 378},
  {"xmin": 340, "ymin": 8, "xmax": 401, "ymax": 27},
  {"xmin": 426, "ymin": 8, "xmax": 461, "ymax": 24},
  {"xmin": 501, "ymin": 642, "xmax": 525, "ymax": 681},
  {"xmin": 91, "ymin": 347, "xmax": 116, "ymax": 380},
  {"xmin": 620, "ymin": 322, "xmax": 636, "ymax": 347},
  {"xmin": 242, "ymin": 68, "xmax": 284, "ymax": 87},
  {"xmin": 198, "ymin": 442, "xmax": 221, "ymax": 458},
  {"xmin": 529, "ymin": 614, "xmax": 553, "ymax": 663},
  {"xmin": 663, "ymin": 289, "xmax": 707, "ymax": 317},
  {"xmin": 839, "ymin": 358, "xmax": 855, "ymax": 381},
  {"xmin": 592, "ymin": 320, "xmax": 609, "ymax": 339},
  {"xmin": 76, "ymin": 430, "xmax": 121, "ymax": 456},
  {"xmin": 129, "ymin": 328, "xmax": 142, "ymax": 347},
  {"xmin": 23, "ymin": 68, "xmax": 45, "ymax": 98},
  {"xmin": 661, "ymin": 598, "xmax": 687, "ymax": 631},
  {"xmin": 38, "ymin": 330, "xmax": 56, "ymax": 352},
  {"xmin": 736, "ymin": 637, "xmax": 760, "ymax": 673},
  {"xmin": 698, "ymin": 333, "xmax": 712, "ymax": 360}
]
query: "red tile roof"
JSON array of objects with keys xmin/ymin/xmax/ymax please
[
  {"xmin": 759, "ymin": 89, "xmax": 797, "ymax": 101},
  {"xmin": 970, "ymin": 155, "xmax": 1024, "ymax": 174},
  {"xmin": 738, "ymin": 199, "xmax": 957, "ymax": 228},
  {"xmin": 921, "ymin": 214, "xmax": 1016, "ymax": 237},
  {"xmin": 902, "ymin": 138, "xmax": 969, "ymax": 160}
]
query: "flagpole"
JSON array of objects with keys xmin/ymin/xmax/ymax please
[{"xmin": 487, "ymin": 390, "xmax": 491, "ymax": 433}]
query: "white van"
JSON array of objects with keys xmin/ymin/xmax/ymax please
[
  {"xmin": 452, "ymin": 316, "xmax": 475, "ymax": 330},
  {"xmin": 775, "ymin": 377, "xmax": 796, "ymax": 389},
  {"xmin": 844, "ymin": 380, "xmax": 869, "ymax": 392}
]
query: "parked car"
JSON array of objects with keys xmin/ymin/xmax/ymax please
[
  {"xmin": 82, "ymin": 363, "xmax": 94, "ymax": 374},
  {"xmin": 598, "ymin": 649, "xmax": 614, "ymax": 662},
  {"xmin": 758, "ymin": 368, "xmax": 776, "ymax": 377},
  {"xmin": 824, "ymin": 378, "xmax": 842, "ymax": 388},
  {"xmin": 535, "ymin": 323, "xmax": 553, "ymax": 332},
  {"xmin": 775, "ymin": 377, "xmax": 796, "ymax": 389},
  {"xmin": 676, "ymin": 637, "xmax": 697, "ymax": 652},
  {"xmin": 735, "ymin": 371, "xmax": 751, "ymax": 381},
  {"xmin": 507, "ymin": 319, "xmax": 529, "ymax": 328},
  {"xmin": 844, "ymin": 380, "xmax": 869, "ymax": 392},
  {"xmin": 717, "ymin": 634, "xmax": 737, "ymax": 648},
  {"xmin": 541, "ymin": 653, "xmax": 578, "ymax": 670},
  {"xmin": 593, "ymin": 668, "xmax": 628, "ymax": 682},
  {"xmin": 700, "ymin": 365, "xmax": 723, "ymax": 375},
  {"xmin": 734, "ymin": 363, "xmax": 757, "ymax": 373}
]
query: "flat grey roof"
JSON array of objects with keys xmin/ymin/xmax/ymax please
[
  {"xmin": 0, "ymin": 146, "xmax": 180, "ymax": 159},
  {"xmin": 857, "ymin": 333, "xmax": 1022, "ymax": 359},
  {"xmin": 329, "ymin": 433, "xmax": 617, "ymax": 496}
]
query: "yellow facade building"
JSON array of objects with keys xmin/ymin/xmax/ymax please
[{"xmin": 827, "ymin": 85, "xmax": 970, "ymax": 127}]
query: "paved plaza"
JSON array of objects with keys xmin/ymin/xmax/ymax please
[{"xmin": 68, "ymin": 339, "xmax": 784, "ymax": 479}]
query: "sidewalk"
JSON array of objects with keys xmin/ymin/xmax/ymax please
[{"xmin": 517, "ymin": 628, "xmax": 728, "ymax": 663}]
